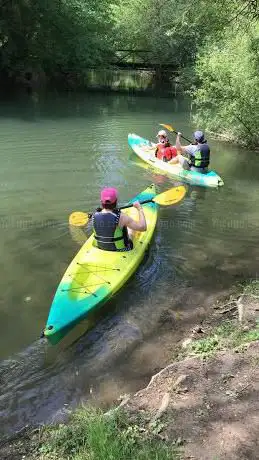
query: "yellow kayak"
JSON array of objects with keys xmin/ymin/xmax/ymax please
[{"xmin": 43, "ymin": 184, "xmax": 158, "ymax": 344}]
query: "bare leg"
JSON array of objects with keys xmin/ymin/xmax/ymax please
[
  {"xmin": 177, "ymin": 154, "xmax": 190, "ymax": 170},
  {"xmin": 168, "ymin": 157, "xmax": 179, "ymax": 165}
]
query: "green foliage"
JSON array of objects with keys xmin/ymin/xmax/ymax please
[
  {"xmin": 192, "ymin": 25, "xmax": 259, "ymax": 147},
  {"xmin": 38, "ymin": 407, "xmax": 180, "ymax": 460},
  {"xmin": 189, "ymin": 320, "xmax": 259, "ymax": 358},
  {"xmin": 149, "ymin": 419, "xmax": 166, "ymax": 436},
  {"xmin": 112, "ymin": 0, "xmax": 190, "ymax": 67},
  {"xmin": 240, "ymin": 279, "xmax": 259, "ymax": 296},
  {"xmin": 112, "ymin": 0, "xmax": 237, "ymax": 68},
  {"xmin": 0, "ymin": 0, "xmax": 114, "ymax": 78},
  {"xmin": 190, "ymin": 336, "xmax": 219, "ymax": 356}
]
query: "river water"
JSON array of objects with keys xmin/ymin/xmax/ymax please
[{"xmin": 0, "ymin": 91, "xmax": 259, "ymax": 439}]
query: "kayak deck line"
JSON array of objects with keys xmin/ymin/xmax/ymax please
[{"xmin": 61, "ymin": 263, "xmax": 122, "ymax": 294}]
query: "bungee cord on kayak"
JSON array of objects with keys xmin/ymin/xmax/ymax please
[{"xmin": 63, "ymin": 264, "xmax": 122, "ymax": 294}]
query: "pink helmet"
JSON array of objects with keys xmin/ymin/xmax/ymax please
[{"xmin": 100, "ymin": 187, "xmax": 118, "ymax": 204}]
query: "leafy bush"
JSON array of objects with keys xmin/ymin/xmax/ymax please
[
  {"xmin": 0, "ymin": 0, "xmax": 114, "ymax": 78},
  {"xmin": 192, "ymin": 26, "xmax": 259, "ymax": 147}
]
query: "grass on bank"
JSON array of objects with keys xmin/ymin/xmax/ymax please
[
  {"xmin": 37, "ymin": 407, "xmax": 181, "ymax": 460},
  {"xmin": 188, "ymin": 321, "xmax": 259, "ymax": 358},
  {"xmin": 238, "ymin": 279, "xmax": 259, "ymax": 296},
  {"xmin": 187, "ymin": 279, "xmax": 259, "ymax": 358}
]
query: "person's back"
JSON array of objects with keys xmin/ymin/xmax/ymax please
[
  {"xmin": 93, "ymin": 187, "xmax": 147, "ymax": 252},
  {"xmin": 176, "ymin": 130, "xmax": 210, "ymax": 173},
  {"xmin": 93, "ymin": 208, "xmax": 128, "ymax": 251},
  {"xmin": 188, "ymin": 142, "xmax": 210, "ymax": 171}
]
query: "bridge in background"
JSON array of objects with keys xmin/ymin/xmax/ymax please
[{"xmin": 112, "ymin": 49, "xmax": 178, "ymax": 72}]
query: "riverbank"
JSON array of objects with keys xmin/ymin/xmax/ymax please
[
  {"xmin": 206, "ymin": 130, "xmax": 259, "ymax": 152},
  {"xmin": 1, "ymin": 281, "xmax": 258, "ymax": 460}
]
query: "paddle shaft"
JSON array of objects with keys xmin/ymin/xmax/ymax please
[
  {"xmin": 120, "ymin": 198, "xmax": 153, "ymax": 210},
  {"xmin": 88, "ymin": 197, "xmax": 165, "ymax": 218},
  {"xmin": 170, "ymin": 129, "xmax": 192, "ymax": 144},
  {"xmin": 160, "ymin": 123, "xmax": 192, "ymax": 143},
  {"xmin": 88, "ymin": 198, "xmax": 154, "ymax": 217},
  {"xmin": 69, "ymin": 185, "xmax": 186, "ymax": 226}
]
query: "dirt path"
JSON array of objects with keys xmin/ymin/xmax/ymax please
[
  {"xmin": 123, "ymin": 291, "xmax": 259, "ymax": 460},
  {"xmin": 1, "ymin": 289, "xmax": 259, "ymax": 460},
  {"xmin": 125, "ymin": 341, "xmax": 259, "ymax": 460}
]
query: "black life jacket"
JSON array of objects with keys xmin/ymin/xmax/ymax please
[
  {"xmin": 93, "ymin": 209, "xmax": 130, "ymax": 251},
  {"xmin": 190, "ymin": 143, "xmax": 210, "ymax": 169}
]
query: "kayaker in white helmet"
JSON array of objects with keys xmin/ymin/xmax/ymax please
[
  {"xmin": 176, "ymin": 130, "xmax": 210, "ymax": 174},
  {"xmin": 156, "ymin": 129, "xmax": 169, "ymax": 144},
  {"xmin": 92, "ymin": 187, "xmax": 147, "ymax": 252},
  {"xmin": 153, "ymin": 129, "xmax": 178, "ymax": 164}
]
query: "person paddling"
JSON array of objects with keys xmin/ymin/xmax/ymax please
[
  {"xmin": 176, "ymin": 130, "xmax": 210, "ymax": 173},
  {"xmin": 155, "ymin": 129, "xmax": 178, "ymax": 164},
  {"xmin": 93, "ymin": 187, "xmax": 147, "ymax": 252}
]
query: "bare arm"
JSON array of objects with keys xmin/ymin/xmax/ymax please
[
  {"xmin": 176, "ymin": 133, "xmax": 189, "ymax": 155},
  {"xmin": 119, "ymin": 201, "xmax": 147, "ymax": 231}
]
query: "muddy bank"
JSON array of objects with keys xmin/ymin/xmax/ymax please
[
  {"xmin": 122, "ymin": 289, "xmax": 259, "ymax": 460},
  {"xmin": 1, "ymin": 287, "xmax": 258, "ymax": 460},
  {"xmin": 125, "ymin": 343, "xmax": 259, "ymax": 460}
]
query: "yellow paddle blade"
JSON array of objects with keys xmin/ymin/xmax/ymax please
[
  {"xmin": 69, "ymin": 211, "xmax": 89, "ymax": 227},
  {"xmin": 159, "ymin": 123, "xmax": 175, "ymax": 133},
  {"xmin": 153, "ymin": 185, "xmax": 186, "ymax": 206}
]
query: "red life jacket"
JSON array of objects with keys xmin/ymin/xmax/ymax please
[{"xmin": 156, "ymin": 143, "xmax": 177, "ymax": 162}]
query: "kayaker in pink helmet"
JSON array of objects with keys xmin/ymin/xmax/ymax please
[{"xmin": 92, "ymin": 187, "xmax": 147, "ymax": 251}]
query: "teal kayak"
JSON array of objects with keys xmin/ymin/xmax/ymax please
[{"xmin": 128, "ymin": 133, "xmax": 224, "ymax": 188}]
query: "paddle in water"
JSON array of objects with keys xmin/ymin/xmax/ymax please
[
  {"xmin": 159, "ymin": 123, "xmax": 192, "ymax": 144},
  {"xmin": 69, "ymin": 185, "xmax": 186, "ymax": 227}
]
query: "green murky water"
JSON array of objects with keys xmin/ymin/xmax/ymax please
[{"xmin": 0, "ymin": 91, "xmax": 259, "ymax": 438}]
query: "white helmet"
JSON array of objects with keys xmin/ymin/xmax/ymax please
[{"xmin": 156, "ymin": 129, "xmax": 167, "ymax": 138}]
